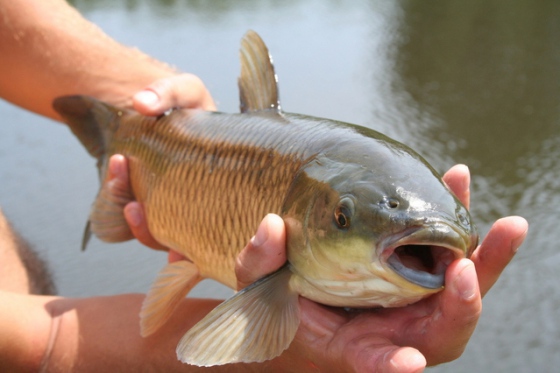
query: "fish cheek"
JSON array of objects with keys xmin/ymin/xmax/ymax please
[
  {"xmin": 282, "ymin": 169, "xmax": 330, "ymax": 262},
  {"xmin": 282, "ymin": 166, "xmax": 364, "ymax": 277},
  {"xmin": 301, "ymin": 193, "xmax": 365, "ymax": 274},
  {"xmin": 282, "ymin": 190, "xmax": 341, "ymax": 279}
]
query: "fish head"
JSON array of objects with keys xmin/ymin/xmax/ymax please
[{"xmin": 282, "ymin": 146, "xmax": 478, "ymax": 308}]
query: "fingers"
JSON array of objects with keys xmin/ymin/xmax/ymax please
[
  {"xmin": 107, "ymin": 154, "xmax": 128, "ymax": 182},
  {"xmin": 106, "ymin": 154, "xmax": 134, "ymax": 206},
  {"xmin": 343, "ymin": 341, "xmax": 425, "ymax": 373},
  {"xmin": 407, "ymin": 259, "xmax": 481, "ymax": 366},
  {"xmin": 123, "ymin": 202, "xmax": 168, "ymax": 251},
  {"xmin": 101, "ymin": 155, "xmax": 134, "ymax": 242},
  {"xmin": 292, "ymin": 299, "xmax": 426, "ymax": 373},
  {"xmin": 340, "ymin": 334, "xmax": 426, "ymax": 373},
  {"xmin": 168, "ymin": 250, "xmax": 187, "ymax": 263},
  {"xmin": 133, "ymin": 74, "xmax": 216, "ymax": 116},
  {"xmin": 443, "ymin": 167, "xmax": 527, "ymax": 294},
  {"xmin": 442, "ymin": 164, "xmax": 470, "ymax": 208},
  {"xmin": 372, "ymin": 347, "xmax": 426, "ymax": 373},
  {"xmin": 470, "ymin": 216, "xmax": 528, "ymax": 297},
  {"xmin": 235, "ymin": 214, "xmax": 287, "ymax": 290},
  {"xmin": 342, "ymin": 334, "xmax": 426, "ymax": 373},
  {"xmin": 428, "ymin": 259, "xmax": 481, "ymax": 364}
]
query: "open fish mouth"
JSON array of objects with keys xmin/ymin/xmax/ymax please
[{"xmin": 382, "ymin": 225, "xmax": 468, "ymax": 289}]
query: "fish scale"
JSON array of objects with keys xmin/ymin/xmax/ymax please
[{"xmin": 106, "ymin": 111, "xmax": 307, "ymax": 286}]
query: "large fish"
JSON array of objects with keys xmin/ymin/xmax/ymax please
[{"xmin": 53, "ymin": 31, "xmax": 478, "ymax": 366}]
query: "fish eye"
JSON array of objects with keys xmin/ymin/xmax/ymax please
[
  {"xmin": 334, "ymin": 197, "xmax": 354, "ymax": 229},
  {"xmin": 335, "ymin": 209, "xmax": 349, "ymax": 228}
]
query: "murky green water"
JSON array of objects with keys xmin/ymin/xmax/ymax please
[{"xmin": 1, "ymin": 1, "xmax": 558, "ymax": 371}]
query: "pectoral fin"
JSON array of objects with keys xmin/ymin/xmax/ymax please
[
  {"xmin": 176, "ymin": 265, "xmax": 299, "ymax": 366},
  {"xmin": 140, "ymin": 260, "xmax": 202, "ymax": 337}
]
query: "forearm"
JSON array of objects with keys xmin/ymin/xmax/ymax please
[
  {"xmin": 0, "ymin": 291, "xmax": 55, "ymax": 372},
  {"xmin": 45, "ymin": 294, "xmax": 215, "ymax": 372},
  {"xmin": 0, "ymin": 291, "xmax": 262, "ymax": 372},
  {"xmin": 0, "ymin": 0, "xmax": 176, "ymax": 120}
]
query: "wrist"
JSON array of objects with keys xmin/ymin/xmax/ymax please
[{"xmin": 0, "ymin": 292, "xmax": 57, "ymax": 373}]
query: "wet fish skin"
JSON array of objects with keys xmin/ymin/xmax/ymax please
[{"xmin": 53, "ymin": 30, "xmax": 478, "ymax": 366}]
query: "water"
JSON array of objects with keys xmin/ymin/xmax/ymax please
[{"xmin": 1, "ymin": 1, "xmax": 558, "ymax": 371}]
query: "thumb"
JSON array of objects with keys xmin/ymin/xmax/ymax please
[
  {"xmin": 133, "ymin": 73, "xmax": 216, "ymax": 116},
  {"xmin": 235, "ymin": 214, "xmax": 287, "ymax": 290}
]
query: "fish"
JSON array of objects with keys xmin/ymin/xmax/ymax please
[{"xmin": 53, "ymin": 30, "xmax": 478, "ymax": 367}]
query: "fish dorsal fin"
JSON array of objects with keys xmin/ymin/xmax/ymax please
[
  {"xmin": 238, "ymin": 30, "xmax": 282, "ymax": 113},
  {"xmin": 176, "ymin": 265, "xmax": 299, "ymax": 366}
]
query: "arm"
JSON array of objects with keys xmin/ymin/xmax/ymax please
[
  {"xmin": 0, "ymin": 0, "xmax": 214, "ymax": 120},
  {"xmin": 0, "ymin": 0, "xmax": 214, "ymax": 252},
  {"xmin": 0, "ymin": 290, "xmax": 248, "ymax": 372}
]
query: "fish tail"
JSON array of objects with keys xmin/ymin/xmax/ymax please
[{"xmin": 53, "ymin": 96, "xmax": 133, "ymax": 249}]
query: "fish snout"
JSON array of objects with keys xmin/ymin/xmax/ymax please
[{"xmin": 381, "ymin": 223, "xmax": 473, "ymax": 289}]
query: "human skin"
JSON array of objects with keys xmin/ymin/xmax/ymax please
[
  {"xmin": 0, "ymin": 0, "xmax": 528, "ymax": 371},
  {"xmin": 0, "ymin": 0, "xmax": 215, "ymax": 120}
]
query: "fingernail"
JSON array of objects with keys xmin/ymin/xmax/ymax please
[
  {"xmin": 454, "ymin": 260, "xmax": 477, "ymax": 300},
  {"xmin": 457, "ymin": 164, "xmax": 470, "ymax": 190},
  {"xmin": 384, "ymin": 347, "xmax": 426, "ymax": 373},
  {"xmin": 251, "ymin": 219, "xmax": 269, "ymax": 247},
  {"xmin": 135, "ymin": 90, "xmax": 159, "ymax": 107},
  {"xmin": 108, "ymin": 155, "xmax": 125, "ymax": 178},
  {"xmin": 125, "ymin": 204, "xmax": 142, "ymax": 227},
  {"xmin": 511, "ymin": 228, "xmax": 528, "ymax": 253}
]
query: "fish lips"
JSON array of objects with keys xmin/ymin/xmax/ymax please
[{"xmin": 381, "ymin": 224, "xmax": 470, "ymax": 289}]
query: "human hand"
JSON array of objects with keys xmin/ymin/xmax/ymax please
[
  {"xmin": 234, "ymin": 165, "xmax": 528, "ymax": 372},
  {"xmin": 133, "ymin": 73, "xmax": 216, "ymax": 115}
]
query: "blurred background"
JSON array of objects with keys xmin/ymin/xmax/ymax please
[{"xmin": 1, "ymin": 1, "xmax": 558, "ymax": 371}]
